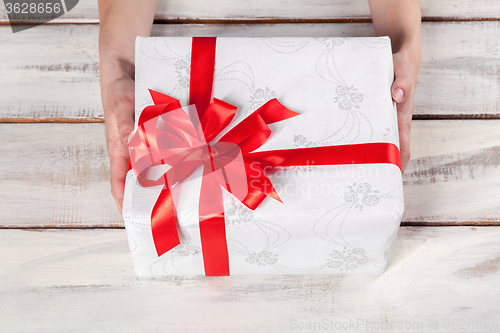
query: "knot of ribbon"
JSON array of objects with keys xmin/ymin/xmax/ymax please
[{"xmin": 128, "ymin": 37, "xmax": 402, "ymax": 276}]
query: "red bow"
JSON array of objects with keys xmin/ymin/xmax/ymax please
[
  {"xmin": 128, "ymin": 37, "xmax": 401, "ymax": 276},
  {"xmin": 129, "ymin": 88, "xmax": 298, "ymax": 276}
]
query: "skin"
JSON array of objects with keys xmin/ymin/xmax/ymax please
[
  {"xmin": 368, "ymin": 0, "xmax": 422, "ymax": 172},
  {"xmin": 98, "ymin": 0, "xmax": 421, "ymax": 214},
  {"xmin": 98, "ymin": 0, "xmax": 157, "ymax": 213}
]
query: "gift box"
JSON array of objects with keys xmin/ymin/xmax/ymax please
[{"xmin": 123, "ymin": 36, "xmax": 404, "ymax": 276}]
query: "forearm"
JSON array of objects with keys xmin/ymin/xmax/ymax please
[
  {"xmin": 368, "ymin": 0, "xmax": 421, "ymax": 68},
  {"xmin": 98, "ymin": 0, "xmax": 157, "ymax": 104}
]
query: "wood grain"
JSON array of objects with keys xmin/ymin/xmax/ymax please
[
  {"xmin": 1, "ymin": 1, "xmax": 498, "ymax": 329},
  {"xmin": 0, "ymin": 123, "xmax": 122, "ymax": 227},
  {"xmin": 403, "ymin": 120, "xmax": 500, "ymax": 223},
  {"xmin": 1, "ymin": 120, "xmax": 500, "ymax": 228},
  {"xmin": 1, "ymin": 0, "xmax": 500, "ymax": 23},
  {"xmin": 1, "ymin": 227, "xmax": 499, "ymax": 332},
  {"xmin": 0, "ymin": 24, "xmax": 101, "ymax": 121},
  {"xmin": 1, "ymin": 22, "xmax": 500, "ymax": 121}
]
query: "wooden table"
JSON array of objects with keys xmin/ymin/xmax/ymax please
[{"xmin": 1, "ymin": 1, "xmax": 500, "ymax": 332}]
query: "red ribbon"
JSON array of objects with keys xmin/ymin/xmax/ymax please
[{"xmin": 129, "ymin": 37, "xmax": 401, "ymax": 276}]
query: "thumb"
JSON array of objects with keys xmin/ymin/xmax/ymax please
[
  {"xmin": 117, "ymin": 112, "xmax": 134, "ymax": 147},
  {"xmin": 110, "ymin": 88, "xmax": 135, "ymax": 147},
  {"xmin": 391, "ymin": 72, "xmax": 413, "ymax": 104}
]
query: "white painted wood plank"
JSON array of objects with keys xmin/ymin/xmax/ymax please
[
  {"xmin": 1, "ymin": 227, "xmax": 499, "ymax": 332},
  {"xmin": 0, "ymin": 123, "xmax": 122, "ymax": 227},
  {"xmin": 1, "ymin": 120, "xmax": 500, "ymax": 227},
  {"xmin": 1, "ymin": 22, "xmax": 499, "ymax": 120},
  {"xmin": 0, "ymin": 25, "xmax": 101, "ymax": 121},
  {"xmin": 403, "ymin": 120, "xmax": 500, "ymax": 223},
  {"xmin": 1, "ymin": 0, "xmax": 500, "ymax": 22}
]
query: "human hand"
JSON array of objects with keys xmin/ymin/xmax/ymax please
[
  {"xmin": 367, "ymin": 0, "xmax": 421, "ymax": 174},
  {"xmin": 103, "ymin": 75, "xmax": 135, "ymax": 214},
  {"xmin": 98, "ymin": 0, "xmax": 156, "ymax": 213},
  {"xmin": 391, "ymin": 51, "xmax": 419, "ymax": 173}
]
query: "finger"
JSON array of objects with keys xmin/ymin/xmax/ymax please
[
  {"xmin": 391, "ymin": 65, "xmax": 414, "ymax": 104},
  {"xmin": 391, "ymin": 54, "xmax": 417, "ymax": 173},
  {"xmin": 398, "ymin": 126, "xmax": 411, "ymax": 173},
  {"xmin": 396, "ymin": 98, "xmax": 413, "ymax": 174},
  {"xmin": 108, "ymin": 79, "xmax": 135, "ymax": 146},
  {"xmin": 107, "ymin": 139, "xmax": 129, "ymax": 214}
]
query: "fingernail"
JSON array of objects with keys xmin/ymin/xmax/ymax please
[
  {"xmin": 393, "ymin": 88, "xmax": 405, "ymax": 103},
  {"xmin": 121, "ymin": 132, "xmax": 130, "ymax": 146}
]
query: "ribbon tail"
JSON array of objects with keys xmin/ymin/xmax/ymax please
[
  {"xmin": 198, "ymin": 172, "xmax": 230, "ymax": 276},
  {"xmin": 149, "ymin": 89, "xmax": 181, "ymax": 105},
  {"xmin": 246, "ymin": 143, "xmax": 402, "ymax": 172},
  {"xmin": 241, "ymin": 162, "xmax": 282, "ymax": 209},
  {"xmin": 257, "ymin": 98, "xmax": 300, "ymax": 124},
  {"xmin": 151, "ymin": 183, "xmax": 180, "ymax": 256}
]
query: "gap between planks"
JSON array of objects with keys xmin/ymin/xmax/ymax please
[
  {"xmin": 3, "ymin": 16, "xmax": 500, "ymax": 25},
  {"xmin": 2, "ymin": 222, "xmax": 500, "ymax": 229},
  {"xmin": 3, "ymin": 114, "xmax": 500, "ymax": 124}
]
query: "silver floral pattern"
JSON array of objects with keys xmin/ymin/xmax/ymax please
[
  {"xmin": 344, "ymin": 182, "xmax": 381, "ymax": 211},
  {"xmin": 294, "ymin": 83, "xmax": 368, "ymax": 146},
  {"xmin": 362, "ymin": 195, "xmax": 380, "ymax": 207},
  {"xmin": 334, "ymin": 85, "xmax": 364, "ymax": 110},
  {"xmin": 174, "ymin": 57, "xmax": 190, "ymax": 75},
  {"xmin": 177, "ymin": 76, "xmax": 190, "ymax": 88},
  {"xmin": 293, "ymin": 135, "xmax": 317, "ymax": 148},
  {"xmin": 246, "ymin": 250, "xmax": 279, "ymax": 266},
  {"xmin": 326, "ymin": 247, "xmax": 369, "ymax": 272},
  {"xmin": 344, "ymin": 191, "xmax": 358, "ymax": 203},
  {"xmin": 174, "ymin": 54, "xmax": 191, "ymax": 89},
  {"xmin": 174, "ymin": 243, "xmax": 200, "ymax": 257},
  {"xmin": 288, "ymin": 165, "xmax": 315, "ymax": 173},
  {"xmin": 248, "ymin": 87, "xmax": 276, "ymax": 109},
  {"xmin": 314, "ymin": 37, "xmax": 346, "ymax": 48},
  {"xmin": 383, "ymin": 127, "xmax": 399, "ymax": 146},
  {"xmin": 224, "ymin": 200, "xmax": 255, "ymax": 225}
]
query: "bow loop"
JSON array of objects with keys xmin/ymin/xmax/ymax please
[
  {"xmin": 219, "ymin": 98, "xmax": 299, "ymax": 154},
  {"xmin": 219, "ymin": 111, "xmax": 271, "ymax": 153},
  {"xmin": 200, "ymin": 98, "xmax": 238, "ymax": 143}
]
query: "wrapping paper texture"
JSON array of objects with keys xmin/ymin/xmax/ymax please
[{"xmin": 123, "ymin": 37, "xmax": 404, "ymax": 276}]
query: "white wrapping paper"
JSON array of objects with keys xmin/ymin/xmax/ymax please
[{"xmin": 123, "ymin": 37, "xmax": 404, "ymax": 276}]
